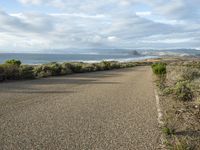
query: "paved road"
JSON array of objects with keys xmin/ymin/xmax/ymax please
[{"xmin": 0, "ymin": 66, "xmax": 159, "ymax": 150}]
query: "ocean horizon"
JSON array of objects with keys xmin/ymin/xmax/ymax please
[
  {"xmin": 1, "ymin": 49, "xmax": 200, "ymax": 64},
  {"xmin": 0, "ymin": 53, "xmax": 157, "ymax": 64}
]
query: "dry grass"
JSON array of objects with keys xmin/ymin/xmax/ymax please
[{"xmin": 156, "ymin": 60, "xmax": 200, "ymax": 149}]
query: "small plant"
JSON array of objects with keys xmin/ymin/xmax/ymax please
[
  {"xmin": 162, "ymin": 87, "xmax": 174, "ymax": 95},
  {"xmin": 5, "ymin": 59, "xmax": 21, "ymax": 66},
  {"xmin": 152, "ymin": 62, "xmax": 167, "ymax": 75},
  {"xmin": 162, "ymin": 126, "xmax": 175, "ymax": 135}
]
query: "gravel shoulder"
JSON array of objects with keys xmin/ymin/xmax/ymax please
[{"xmin": 0, "ymin": 66, "xmax": 159, "ymax": 150}]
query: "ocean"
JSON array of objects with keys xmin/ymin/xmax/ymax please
[
  {"xmin": 0, "ymin": 53, "xmax": 156, "ymax": 65},
  {"xmin": 1, "ymin": 49, "xmax": 199, "ymax": 65}
]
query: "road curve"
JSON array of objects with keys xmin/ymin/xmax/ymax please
[{"xmin": 0, "ymin": 66, "xmax": 159, "ymax": 150}]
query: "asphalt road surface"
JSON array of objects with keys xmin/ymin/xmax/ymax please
[{"xmin": 0, "ymin": 66, "xmax": 159, "ymax": 150}]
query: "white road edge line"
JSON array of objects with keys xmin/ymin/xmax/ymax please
[
  {"xmin": 154, "ymin": 89, "xmax": 166, "ymax": 149},
  {"xmin": 154, "ymin": 89, "xmax": 164, "ymax": 126}
]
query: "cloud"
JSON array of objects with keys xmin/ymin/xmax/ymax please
[
  {"xmin": 150, "ymin": 0, "xmax": 200, "ymax": 21},
  {"xmin": 0, "ymin": 0, "xmax": 200, "ymax": 52},
  {"xmin": 19, "ymin": 0, "xmax": 44, "ymax": 5},
  {"xmin": 17, "ymin": 0, "xmax": 200, "ymax": 21},
  {"xmin": 16, "ymin": 0, "xmax": 200, "ymax": 23},
  {"xmin": 136, "ymin": 11, "xmax": 152, "ymax": 17},
  {"xmin": 107, "ymin": 36, "xmax": 119, "ymax": 42},
  {"xmin": 0, "ymin": 10, "xmax": 54, "ymax": 33}
]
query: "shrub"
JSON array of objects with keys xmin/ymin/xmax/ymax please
[
  {"xmin": 69, "ymin": 63, "xmax": 84, "ymax": 73},
  {"xmin": 60, "ymin": 63, "xmax": 73, "ymax": 75},
  {"xmin": 19, "ymin": 65, "xmax": 35, "ymax": 79},
  {"xmin": 110, "ymin": 61, "xmax": 121, "ymax": 69},
  {"xmin": 119, "ymin": 63, "xmax": 128, "ymax": 68},
  {"xmin": 173, "ymin": 81, "xmax": 193, "ymax": 101},
  {"xmin": 0, "ymin": 65, "xmax": 5, "ymax": 81},
  {"xmin": 102, "ymin": 61, "xmax": 111, "ymax": 70},
  {"xmin": 162, "ymin": 87, "xmax": 174, "ymax": 95},
  {"xmin": 0, "ymin": 65, "xmax": 4, "ymax": 73},
  {"xmin": 89, "ymin": 64, "xmax": 99, "ymax": 72},
  {"xmin": 93, "ymin": 63, "xmax": 105, "ymax": 71},
  {"xmin": 33, "ymin": 63, "xmax": 62, "ymax": 77},
  {"xmin": 125, "ymin": 62, "xmax": 137, "ymax": 68},
  {"xmin": 2, "ymin": 64, "xmax": 20, "ymax": 80},
  {"xmin": 34, "ymin": 65, "xmax": 53, "ymax": 78},
  {"xmin": 0, "ymin": 59, "xmax": 22, "ymax": 80},
  {"xmin": 0, "ymin": 60, "xmax": 142, "ymax": 81},
  {"xmin": 81, "ymin": 64, "xmax": 96, "ymax": 72},
  {"xmin": 180, "ymin": 67, "xmax": 200, "ymax": 81},
  {"xmin": 48, "ymin": 63, "xmax": 62, "ymax": 76},
  {"xmin": 152, "ymin": 62, "xmax": 167, "ymax": 75},
  {"xmin": 5, "ymin": 59, "xmax": 21, "ymax": 66}
]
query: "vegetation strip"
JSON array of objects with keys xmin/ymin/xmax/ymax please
[
  {"xmin": 152, "ymin": 61, "xmax": 200, "ymax": 150},
  {"xmin": 0, "ymin": 59, "xmax": 152, "ymax": 82}
]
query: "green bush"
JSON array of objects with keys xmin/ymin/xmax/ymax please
[
  {"xmin": 119, "ymin": 63, "xmax": 128, "ymax": 68},
  {"xmin": 102, "ymin": 61, "xmax": 111, "ymax": 70},
  {"xmin": 162, "ymin": 87, "xmax": 174, "ymax": 95},
  {"xmin": 124, "ymin": 62, "xmax": 137, "ymax": 68},
  {"xmin": 19, "ymin": 65, "xmax": 35, "ymax": 79},
  {"xmin": 34, "ymin": 65, "xmax": 53, "ymax": 78},
  {"xmin": 2, "ymin": 64, "xmax": 20, "ymax": 80},
  {"xmin": 60, "ymin": 63, "xmax": 73, "ymax": 75},
  {"xmin": 81, "ymin": 64, "xmax": 96, "ymax": 72},
  {"xmin": 93, "ymin": 63, "xmax": 105, "ymax": 71},
  {"xmin": 162, "ymin": 126, "xmax": 175, "ymax": 135},
  {"xmin": 69, "ymin": 63, "xmax": 84, "ymax": 73},
  {"xmin": 0, "ymin": 59, "xmax": 22, "ymax": 80},
  {"xmin": 33, "ymin": 63, "xmax": 62, "ymax": 77},
  {"xmin": 48, "ymin": 63, "xmax": 62, "ymax": 76},
  {"xmin": 0, "ymin": 65, "xmax": 5, "ymax": 81},
  {"xmin": 152, "ymin": 62, "xmax": 167, "ymax": 75},
  {"xmin": 5, "ymin": 59, "xmax": 21, "ymax": 66}
]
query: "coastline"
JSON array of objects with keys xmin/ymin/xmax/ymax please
[{"xmin": 0, "ymin": 52, "xmax": 158, "ymax": 65}]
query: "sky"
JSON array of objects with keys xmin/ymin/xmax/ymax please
[{"xmin": 0, "ymin": 0, "xmax": 200, "ymax": 53}]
